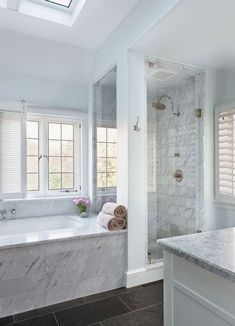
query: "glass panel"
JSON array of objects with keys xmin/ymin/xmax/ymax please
[
  {"xmin": 47, "ymin": 0, "xmax": 71, "ymax": 7},
  {"xmin": 49, "ymin": 174, "xmax": 61, "ymax": 190},
  {"xmin": 27, "ymin": 174, "xmax": 38, "ymax": 191},
  {"xmin": 97, "ymin": 127, "xmax": 106, "ymax": 142},
  {"xmin": 62, "ymin": 124, "xmax": 73, "ymax": 140},
  {"xmin": 97, "ymin": 173, "xmax": 106, "ymax": 188},
  {"xmin": 27, "ymin": 157, "xmax": 38, "ymax": 173},
  {"xmin": 27, "ymin": 121, "xmax": 38, "ymax": 139},
  {"xmin": 107, "ymin": 173, "xmax": 117, "ymax": 187},
  {"xmin": 49, "ymin": 157, "xmax": 61, "ymax": 173},
  {"xmin": 107, "ymin": 158, "xmax": 117, "ymax": 172},
  {"xmin": 62, "ymin": 173, "xmax": 73, "ymax": 188},
  {"xmin": 27, "ymin": 139, "xmax": 38, "ymax": 156},
  {"xmin": 97, "ymin": 158, "xmax": 106, "ymax": 172},
  {"xmin": 97, "ymin": 143, "xmax": 106, "ymax": 157},
  {"xmin": 107, "ymin": 128, "xmax": 117, "ymax": 142},
  {"xmin": 107, "ymin": 143, "xmax": 117, "ymax": 157},
  {"xmin": 49, "ymin": 123, "xmax": 61, "ymax": 140},
  {"xmin": 62, "ymin": 157, "xmax": 73, "ymax": 173},
  {"xmin": 62, "ymin": 141, "xmax": 73, "ymax": 156},
  {"xmin": 49, "ymin": 140, "xmax": 61, "ymax": 156}
]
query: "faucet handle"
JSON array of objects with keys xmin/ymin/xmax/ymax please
[{"xmin": 0, "ymin": 209, "xmax": 7, "ymax": 220}]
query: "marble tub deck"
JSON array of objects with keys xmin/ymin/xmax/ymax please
[
  {"xmin": 0, "ymin": 215, "xmax": 127, "ymax": 249},
  {"xmin": 0, "ymin": 215, "xmax": 127, "ymax": 318},
  {"xmin": 158, "ymin": 227, "xmax": 235, "ymax": 282}
]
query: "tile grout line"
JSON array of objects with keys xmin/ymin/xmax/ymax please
[
  {"xmin": 53, "ymin": 312, "xmax": 60, "ymax": 326},
  {"xmin": 116, "ymin": 295, "xmax": 132, "ymax": 312},
  {"xmin": 99, "ymin": 302, "xmax": 163, "ymax": 324}
]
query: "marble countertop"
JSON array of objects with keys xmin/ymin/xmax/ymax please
[
  {"xmin": 0, "ymin": 215, "xmax": 127, "ymax": 250},
  {"xmin": 158, "ymin": 228, "xmax": 235, "ymax": 282}
]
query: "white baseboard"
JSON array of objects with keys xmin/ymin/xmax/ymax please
[{"xmin": 124, "ymin": 262, "xmax": 163, "ymax": 288}]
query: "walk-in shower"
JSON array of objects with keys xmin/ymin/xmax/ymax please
[{"xmin": 146, "ymin": 59, "xmax": 204, "ymax": 264}]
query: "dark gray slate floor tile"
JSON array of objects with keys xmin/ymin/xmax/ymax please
[
  {"xmin": 55, "ymin": 296, "xmax": 129, "ymax": 326},
  {"xmin": 0, "ymin": 316, "xmax": 14, "ymax": 326},
  {"xmin": 118, "ymin": 282, "xmax": 163, "ymax": 311},
  {"xmin": 14, "ymin": 313, "xmax": 57, "ymax": 326},
  {"xmin": 101, "ymin": 304, "xmax": 163, "ymax": 326},
  {"xmin": 14, "ymin": 297, "xmax": 85, "ymax": 322},
  {"xmin": 84, "ymin": 286, "xmax": 142, "ymax": 303}
]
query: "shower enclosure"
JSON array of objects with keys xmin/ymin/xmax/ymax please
[
  {"xmin": 92, "ymin": 67, "xmax": 117, "ymax": 213},
  {"xmin": 146, "ymin": 59, "xmax": 204, "ymax": 263}
]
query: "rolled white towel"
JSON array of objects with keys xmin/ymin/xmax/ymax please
[
  {"xmin": 97, "ymin": 211, "xmax": 126, "ymax": 231},
  {"xmin": 102, "ymin": 202, "xmax": 127, "ymax": 219}
]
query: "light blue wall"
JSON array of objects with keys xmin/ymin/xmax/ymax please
[{"xmin": 0, "ymin": 71, "xmax": 88, "ymax": 111}]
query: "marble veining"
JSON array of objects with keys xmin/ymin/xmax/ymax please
[
  {"xmin": 146, "ymin": 58, "xmax": 204, "ymax": 262},
  {"xmin": 0, "ymin": 215, "xmax": 126, "ymax": 250},
  {"xmin": 0, "ymin": 216, "xmax": 126, "ymax": 317},
  {"xmin": 158, "ymin": 227, "xmax": 235, "ymax": 282}
]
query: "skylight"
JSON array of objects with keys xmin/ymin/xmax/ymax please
[{"xmin": 42, "ymin": 0, "xmax": 72, "ymax": 8}]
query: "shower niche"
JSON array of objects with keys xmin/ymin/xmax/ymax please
[{"xmin": 146, "ymin": 59, "xmax": 204, "ymax": 263}]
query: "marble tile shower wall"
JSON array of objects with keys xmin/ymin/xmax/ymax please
[
  {"xmin": 0, "ymin": 233, "xmax": 126, "ymax": 317},
  {"xmin": 147, "ymin": 76, "xmax": 203, "ymax": 260},
  {"xmin": 0, "ymin": 197, "xmax": 79, "ymax": 220}
]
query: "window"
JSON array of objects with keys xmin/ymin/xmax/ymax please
[
  {"xmin": 215, "ymin": 103, "xmax": 235, "ymax": 202},
  {"xmin": 26, "ymin": 116, "xmax": 80, "ymax": 196},
  {"xmin": 27, "ymin": 121, "xmax": 39, "ymax": 191},
  {"xmin": 97, "ymin": 127, "xmax": 117, "ymax": 188},
  {"xmin": 41, "ymin": 0, "xmax": 72, "ymax": 8}
]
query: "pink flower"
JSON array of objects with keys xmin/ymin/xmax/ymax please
[{"xmin": 73, "ymin": 197, "xmax": 91, "ymax": 207}]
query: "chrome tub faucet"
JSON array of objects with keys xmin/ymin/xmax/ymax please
[{"xmin": 0, "ymin": 209, "xmax": 7, "ymax": 220}]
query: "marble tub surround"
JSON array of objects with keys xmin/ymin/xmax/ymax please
[
  {"xmin": 0, "ymin": 228, "xmax": 126, "ymax": 317},
  {"xmin": 158, "ymin": 227, "xmax": 235, "ymax": 282},
  {"xmin": 0, "ymin": 197, "xmax": 81, "ymax": 220}
]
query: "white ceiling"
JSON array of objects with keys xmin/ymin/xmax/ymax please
[
  {"xmin": 0, "ymin": 0, "xmax": 139, "ymax": 49},
  {"xmin": 0, "ymin": 29, "xmax": 95, "ymax": 84},
  {"xmin": 0, "ymin": 0, "xmax": 139, "ymax": 84},
  {"xmin": 133, "ymin": 0, "xmax": 235, "ymax": 69}
]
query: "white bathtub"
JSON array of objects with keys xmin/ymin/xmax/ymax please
[
  {"xmin": 0, "ymin": 214, "xmax": 127, "ymax": 318},
  {"xmin": 0, "ymin": 215, "xmax": 113, "ymax": 249}
]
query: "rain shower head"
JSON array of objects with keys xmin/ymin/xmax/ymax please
[{"xmin": 152, "ymin": 95, "xmax": 180, "ymax": 116}]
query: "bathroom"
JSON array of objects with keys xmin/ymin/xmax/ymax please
[{"xmin": 1, "ymin": 0, "xmax": 235, "ymax": 325}]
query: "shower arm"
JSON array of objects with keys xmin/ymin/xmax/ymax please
[{"xmin": 159, "ymin": 95, "xmax": 180, "ymax": 116}]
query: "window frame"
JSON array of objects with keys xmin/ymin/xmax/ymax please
[
  {"xmin": 30, "ymin": 0, "xmax": 77, "ymax": 12},
  {"xmin": 27, "ymin": 114, "xmax": 81, "ymax": 198},
  {"xmin": 96, "ymin": 125, "xmax": 117, "ymax": 190},
  {"xmin": 215, "ymin": 101, "xmax": 235, "ymax": 204}
]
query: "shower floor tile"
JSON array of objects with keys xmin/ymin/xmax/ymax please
[{"xmin": 2, "ymin": 281, "xmax": 163, "ymax": 326}]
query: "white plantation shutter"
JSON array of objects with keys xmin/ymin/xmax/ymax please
[
  {"xmin": 216, "ymin": 105, "xmax": 235, "ymax": 201},
  {"xmin": 0, "ymin": 103, "xmax": 26, "ymax": 198}
]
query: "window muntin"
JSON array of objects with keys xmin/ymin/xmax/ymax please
[
  {"xmin": 48, "ymin": 122, "xmax": 74, "ymax": 190},
  {"xmin": 27, "ymin": 121, "xmax": 39, "ymax": 191},
  {"xmin": 97, "ymin": 127, "xmax": 117, "ymax": 188},
  {"xmin": 26, "ymin": 116, "xmax": 79, "ymax": 196}
]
